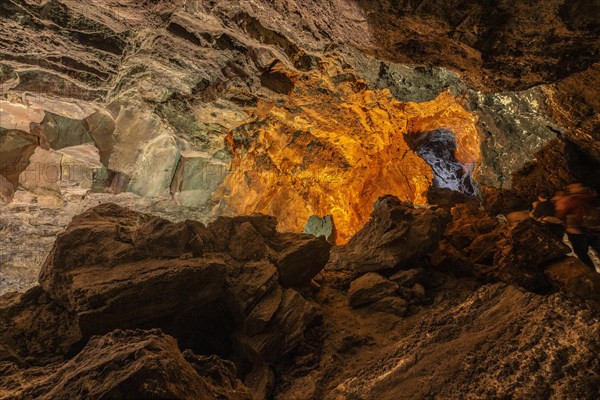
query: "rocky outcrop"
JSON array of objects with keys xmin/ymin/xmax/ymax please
[
  {"xmin": 334, "ymin": 284, "xmax": 600, "ymax": 400},
  {"xmin": 1, "ymin": 203, "xmax": 330, "ymax": 399},
  {"xmin": 546, "ymin": 257, "xmax": 600, "ymax": 306},
  {"xmin": 0, "ymin": 329, "xmax": 252, "ymax": 400},
  {"xmin": 328, "ymin": 195, "xmax": 450, "ymax": 273},
  {"xmin": 348, "ymin": 272, "xmax": 398, "ymax": 308}
]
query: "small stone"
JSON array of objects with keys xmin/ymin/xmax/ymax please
[
  {"xmin": 368, "ymin": 296, "xmax": 408, "ymax": 317},
  {"xmin": 348, "ymin": 272, "xmax": 398, "ymax": 308},
  {"xmin": 411, "ymin": 283, "xmax": 426, "ymax": 300},
  {"xmin": 389, "ymin": 268, "xmax": 425, "ymax": 288}
]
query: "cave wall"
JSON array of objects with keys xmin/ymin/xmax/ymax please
[{"xmin": 1, "ymin": 0, "xmax": 599, "ymax": 240}]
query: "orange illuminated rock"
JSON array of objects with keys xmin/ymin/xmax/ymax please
[{"xmin": 221, "ymin": 60, "xmax": 480, "ymax": 243}]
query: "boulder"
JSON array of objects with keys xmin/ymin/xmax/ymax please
[
  {"xmin": 368, "ymin": 296, "xmax": 408, "ymax": 317},
  {"xmin": 272, "ymin": 233, "xmax": 331, "ymax": 287},
  {"xmin": 481, "ymin": 186, "xmax": 528, "ymax": 215},
  {"xmin": 329, "ymin": 195, "xmax": 450, "ymax": 274},
  {"xmin": 0, "ymin": 286, "xmax": 80, "ymax": 366},
  {"xmin": 444, "ymin": 203, "xmax": 498, "ymax": 250},
  {"xmin": 228, "ymin": 221, "xmax": 269, "ymax": 261},
  {"xmin": 0, "ymin": 329, "xmax": 252, "ymax": 400},
  {"xmin": 6, "ymin": 203, "xmax": 329, "ymax": 377},
  {"xmin": 545, "ymin": 257, "xmax": 600, "ymax": 303},
  {"xmin": 233, "ymin": 288, "xmax": 321, "ymax": 364},
  {"xmin": 348, "ymin": 273, "xmax": 399, "ymax": 308},
  {"xmin": 389, "ymin": 268, "xmax": 426, "ymax": 288},
  {"xmin": 493, "ymin": 219, "xmax": 571, "ymax": 292}
]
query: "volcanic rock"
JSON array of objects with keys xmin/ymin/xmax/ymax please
[
  {"xmin": 329, "ymin": 195, "xmax": 450, "ymax": 274},
  {"xmin": 334, "ymin": 284, "xmax": 600, "ymax": 400},
  {"xmin": 348, "ymin": 273, "xmax": 399, "ymax": 308},
  {"xmin": 0, "ymin": 202, "xmax": 329, "ymax": 392},
  {"xmin": 546, "ymin": 257, "xmax": 600, "ymax": 305},
  {"xmin": 389, "ymin": 268, "xmax": 426, "ymax": 288},
  {"xmin": 272, "ymin": 233, "xmax": 332, "ymax": 288},
  {"xmin": 0, "ymin": 329, "xmax": 252, "ymax": 400},
  {"xmin": 493, "ymin": 219, "xmax": 571, "ymax": 292},
  {"xmin": 368, "ymin": 296, "xmax": 408, "ymax": 317}
]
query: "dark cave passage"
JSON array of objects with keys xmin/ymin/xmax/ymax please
[{"xmin": 408, "ymin": 129, "xmax": 477, "ymax": 196}]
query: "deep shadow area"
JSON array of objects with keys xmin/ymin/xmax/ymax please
[{"xmin": 512, "ymin": 138, "xmax": 600, "ymax": 202}]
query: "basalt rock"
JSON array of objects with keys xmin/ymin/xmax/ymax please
[
  {"xmin": 492, "ymin": 219, "xmax": 571, "ymax": 292},
  {"xmin": 546, "ymin": 257, "xmax": 600, "ymax": 306},
  {"xmin": 0, "ymin": 329, "xmax": 252, "ymax": 400},
  {"xmin": 328, "ymin": 195, "xmax": 450, "ymax": 274},
  {"xmin": 1, "ymin": 203, "xmax": 328, "ymax": 399},
  {"xmin": 334, "ymin": 284, "xmax": 600, "ymax": 400},
  {"xmin": 348, "ymin": 272, "xmax": 398, "ymax": 308}
]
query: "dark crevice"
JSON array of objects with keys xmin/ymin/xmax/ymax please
[{"xmin": 167, "ymin": 22, "xmax": 202, "ymax": 46}]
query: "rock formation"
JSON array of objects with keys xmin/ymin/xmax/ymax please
[
  {"xmin": 2, "ymin": 0, "xmax": 599, "ymax": 249},
  {"xmin": 1, "ymin": 1, "xmax": 600, "ymax": 399},
  {"xmin": 2, "ymin": 197, "xmax": 599, "ymax": 399}
]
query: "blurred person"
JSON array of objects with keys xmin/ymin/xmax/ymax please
[{"xmin": 555, "ymin": 183, "xmax": 597, "ymax": 269}]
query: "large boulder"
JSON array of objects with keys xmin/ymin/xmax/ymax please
[
  {"xmin": 4, "ymin": 202, "xmax": 329, "ymax": 392},
  {"xmin": 0, "ymin": 329, "xmax": 252, "ymax": 400},
  {"xmin": 492, "ymin": 219, "xmax": 571, "ymax": 292},
  {"xmin": 271, "ymin": 233, "xmax": 332, "ymax": 287},
  {"xmin": 546, "ymin": 257, "xmax": 600, "ymax": 305},
  {"xmin": 329, "ymin": 195, "xmax": 450, "ymax": 274}
]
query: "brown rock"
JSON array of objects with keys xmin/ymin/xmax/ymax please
[
  {"xmin": 2, "ymin": 329, "xmax": 252, "ymax": 400},
  {"xmin": 272, "ymin": 233, "xmax": 331, "ymax": 287},
  {"xmin": 348, "ymin": 273, "xmax": 399, "ymax": 308},
  {"xmin": 368, "ymin": 296, "xmax": 408, "ymax": 317},
  {"xmin": 0, "ymin": 174, "xmax": 14, "ymax": 204},
  {"xmin": 546, "ymin": 257, "xmax": 600, "ymax": 303},
  {"xmin": 228, "ymin": 221, "xmax": 268, "ymax": 261},
  {"xmin": 330, "ymin": 196, "xmax": 450, "ymax": 274},
  {"xmin": 233, "ymin": 288, "xmax": 321, "ymax": 364},
  {"xmin": 493, "ymin": 219, "xmax": 571, "ymax": 292},
  {"xmin": 389, "ymin": 268, "xmax": 426, "ymax": 288}
]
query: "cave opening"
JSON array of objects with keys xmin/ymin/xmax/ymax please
[{"xmin": 407, "ymin": 129, "xmax": 477, "ymax": 196}]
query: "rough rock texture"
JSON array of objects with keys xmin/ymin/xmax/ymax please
[
  {"xmin": 0, "ymin": 203, "xmax": 329, "ymax": 399},
  {"xmin": 328, "ymin": 195, "xmax": 450, "ymax": 274},
  {"xmin": 2, "ymin": 198, "xmax": 600, "ymax": 399},
  {"xmin": 333, "ymin": 284, "xmax": 600, "ymax": 400},
  {"xmin": 0, "ymin": 190, "xmax": 215, "ymax": 296},
  {"xmin": 348, "ymin": 273, "xmax": 398, "ymax": 308},
  {"xmin": 0, "ymin": 329, "xmax": 252, "ymax": 400},
  {"xmin": 2, "ymin": 0, "xmax": 599, "ymax": 251},
  {"xmin": 546, "ymin": 257, "xmax": 600, "ymax": 306}
]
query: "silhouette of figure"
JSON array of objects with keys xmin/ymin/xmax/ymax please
[
  {"xmin": 555, "ymin": 183, "xmax": 597, "ymax": 269},
  {"xmin": 531, "ymin": 191, "xmax": 555, "ymax": 219},
  {"xmin": 531, "ymin": 191, "xmax": 564, "ymax": 239}
]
